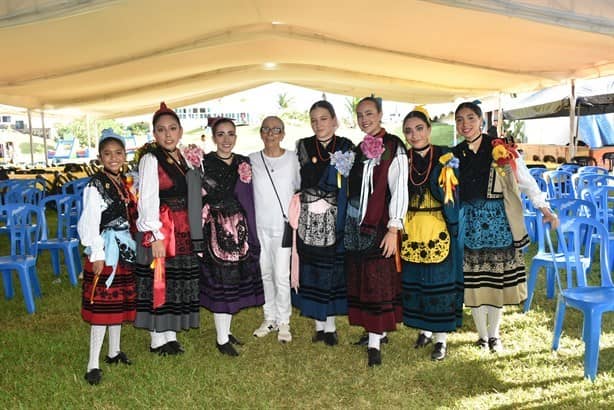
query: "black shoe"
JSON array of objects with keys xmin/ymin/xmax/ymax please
[
  {"xmin": 150, "ymin": 343, "xmax": 177, "ymax": 356},
  {"xmin": 475, "ymin": 338, "xmax": 488, "ymax": 350},
  {"xmin": 228, "ymin": 334, "xmax": 244, "ymax": 346},
  {"xmin": 431, "ymin": 343, "xmax": 446, "ymax": 361},
  {"xmin": 367, "ymin": 348, "xmax": 382, "ymax": 367},
  {"xmin": 312, "ymin": 330, "xmax": 325, "ymax": 343},
  {"xmin": 488, "ymin": 337, "xmax": 503, "ymax": 353},
  {"xmin": 166, "ymin": 341, "xmax": 185, "ymax": 354},
  {"xmin": 414, "ymin": 333, "xmax": 433, "ymax": 348},
  {"xmin": 324, "ymin": 331, "xmax": 338, "ymax": 346},
  {"xmin": 353, "ymin": 333, "xmax": 389, "ymax": 346},
  {"xmin": 216, "ymin": 341, "xmax": 239, "ymax": 356},
  {"xmin": 104, "ymin": 351, "xmax": 132, "ymax": 365},
  {"xmin": 84, "ymin": 368, "xmax": 102, "ymax": 385}
]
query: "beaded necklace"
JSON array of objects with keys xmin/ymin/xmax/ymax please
[
  {"xmin": 312, "ymin": 135, "xmax": 336, "ymax": 163},
  {"xmin": 409, "ymin": 145, "xmax": 434, "ymax": 186}
]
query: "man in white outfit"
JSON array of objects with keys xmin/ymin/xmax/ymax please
[{"xmin": 249, "ymin": 116, "xmax": 300, "ymax": 342}]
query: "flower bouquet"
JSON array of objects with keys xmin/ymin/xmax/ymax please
[
  {"xmin": 491, "ymin": 139, "xmax": 519, "ymax": 180},
  {"xmin": 330, "ymin": 150, "xmax": 355, "ymax": 188},
  {"xmin": 437, "ymin": 152, "xmax": 459, "ymax": 205}
]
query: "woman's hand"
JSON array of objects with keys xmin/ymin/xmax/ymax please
[
  {"xmin": 92, "ymin": 260, "xmax": 104, "ymax": 275},
  {"xmin": 380, "ymin": 228, "xmax": 398, "ymax": 258},
  {"xmin": 541, "ymin": 208, "xmax": 559, "ymax": 230},
  {"xmin": 151, "ymin": 240, "xmax": 166, "ymax": 258}
]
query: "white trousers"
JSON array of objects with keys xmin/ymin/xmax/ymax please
[{"xmin": 257, "ymin": 228, "xmax": 292, "ymax": 324}]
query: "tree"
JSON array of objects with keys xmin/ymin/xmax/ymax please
[
  {"xmin": 57, "ymin": 118, "xmax": 125, "ymax": 147},
  {"xmin": 127, "ymin": 121, "xmax": 149, "ymax": 135},
  {"xmin": 277, "ymin": 92, "xmax": 294, "ymax": 111},
  {"xmin": 502, "ymin": 119, "xmax": 526, "ymax": 143},
  {"xmin": 344, "ymin": 96, "xmax": 361, "ymax": 128}
]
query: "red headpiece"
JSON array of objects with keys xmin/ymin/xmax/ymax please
[{"xmin": 152, "ymin": 101, "xmax": 180, "ymax": 126}]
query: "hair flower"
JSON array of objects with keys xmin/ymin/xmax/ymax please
[
  {"xmin": 360, "ymin": 134, "xmax": 385, "ymax": 164},
  {"xmin": 180, "ymin": 144, "xmax": 205, "ymax": 169},
  {"xmin": 238, "ymin": 161, "xmax": 252, "ymax": 183}
]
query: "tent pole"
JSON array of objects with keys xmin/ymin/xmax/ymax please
[
  {"xmin": 27, "ymin": 109, "xmax": 34, "ymax": 165},
  {"xmin": 569, "ymin": 79, "xmax": 576, "ymax": 159},
  {"xmin": 86, "ymin": 114, "xmax": 92, "ymax": 158},
  {"xmin": 497, "ymin": 93, "xmax": 503, "ymax": 140},
  {"xmin": 40, "ymin": 111, "xmax": 48, "ymax": 167}
]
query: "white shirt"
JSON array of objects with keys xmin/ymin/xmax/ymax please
[
  {"xmin": 517, "ymin": 156, "xmax": 548, "ymax": 209},
  {"xmin": 359, "ymin": 143, "xmax": 409, "ymax": 230},
  {"xmin": 77, "ymin": 186, "xmax": 107, "ymax": 262},
  {"xmin": 136, "ymin": 153, "xmax": 164, "ymax": 240},
  {"xmin": 249, "ymin": 149, "xmax": 301, "ymax": 234}
]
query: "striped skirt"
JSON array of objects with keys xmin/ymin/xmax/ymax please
[
  {"xmin": 463, "ymin": 246, "xmax": 527, "ymax": 308},
  {"xmin": 82, "ymin": 260, "xmax": 136, "ymax": 325}
]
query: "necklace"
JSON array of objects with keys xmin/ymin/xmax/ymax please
[
  {"xmin": 162, "ymin": 149, "xmax": 187, "ymax": 176},
  {"xmin": 103, "ymin": 170, "xmax": 129, "ymax": 206},
  {"xmin": 215, "ymin": 152, "xmax": 234, "ymax": 161},
  {"xmin": 313, "ymin": 135, "xmax": 336, "ymax": 163},
  {"xmin": 409, "ymin": 146, "xmax": 434, "ymax": 186},
  {"xmin": 465, "ymin": 134, "xmax": 482, "ymax": 144}
]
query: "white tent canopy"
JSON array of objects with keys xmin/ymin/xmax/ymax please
[{"xmin": 1, "ymin": 0, "xmax": 613, "ymax": 118}]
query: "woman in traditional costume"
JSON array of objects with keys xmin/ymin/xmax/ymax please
[
  {"xmin": 344, "ymin": 96, "xmax": 408, "ymax": 366},
  {"xmin": 452, "ymin": 101, "xmax": 557, "ymax": 352},
  {"xmin": 291, "ymin": 100, "xmax": 354, "ymax": 346},
  {"xmin": 134, "ymin": 102, "xmax": 200, "ymax": 355},
  {"xmin": 400, "ymin": 107, "xmax": 463, "ymax": 361},
  {"xmin": 188, "ymin": 118, "xmax": 264, "ymax": 356},
  {"xmin": 79, "ymin": 129, "xmax": 137, "ymax": 385}
]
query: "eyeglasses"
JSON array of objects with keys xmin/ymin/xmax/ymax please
[{"xmin": 260, "ymin": 127, "xmax": 283, "ymax": 135}]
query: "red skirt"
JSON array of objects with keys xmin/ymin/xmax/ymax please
[
  {"xmin": 81, "ymin": 260, "xmax": 136, "ymax": 325},
  {"xmin": 346, "ymin": 252, "xmax": 402, "ymax": 334}
]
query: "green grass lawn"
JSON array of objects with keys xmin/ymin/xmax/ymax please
[{"xmin": 1, "ymin": 238, "xmax": 613, "ymax": 409}]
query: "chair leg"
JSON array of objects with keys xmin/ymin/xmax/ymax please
[
  {"xmin": 2, "ymin": 269, "xmax": 14, "ymax": 299},
  {"xmin": 583, "ymin": 311, "xmax": 602, "ymax": 381},
  {"xmin": 63, "ymin": 247, "xmax": 78, "ymax": 286},
  {"xmin": 29, "ymin": 265, "xmax": 41, "ymax": 298},
  {"xmin": 545, "ymin": 267, "xmax": 555, "ymax": 299},
  {"xmin": 552, "ymin": 297, "xmax": 566, "ymax": 351},
  {"xmin": 16, "ymin": 266, "xmax": 36, "ymax": 314},
  {"xmin": 50, "ymin": 249, "xmax": 60, "ymax": 276},
  {"xmin": 524, "ymin": 263, "xmax": 540, "ymax": 312}
]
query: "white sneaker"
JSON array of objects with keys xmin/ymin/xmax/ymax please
[
  {"xmin": 253, "ymin": 320, "xmax": 278, "ymax": 338},
  {"xmin": 277, "ymin": 323, "xmax": 292, "ymax": 343}
]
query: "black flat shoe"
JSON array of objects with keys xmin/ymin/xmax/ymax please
[
  {"xmin": 431, "ymin": 343, "xmax": 446, "ymax": 361},
  {"xmin": 367, "ymin": 348, "xmax": 382, "ymax": 367},
  {"xmin": 150, "ymin": 343, "xmax": 176, "ymax": 356},
  {"xmin": 312, "ymin": 330, "xmax": 325, "ymax": 343},
  {"xmin": 324, "ymin": 331, "xmax": 338, "ymax": 346},
  {"xmin": 488, "ymin": 337, "xmax": 503, "ymax": 353},
  {"xmin": 353, "ymin": 333, "xmax": 389, "ymax": 346},
  {"xmin": 166, "ymin": 341, "xmax": 185, "ymax": 354},
  {"xmin": 475, "ymin": 338, "xmax": 488, "ymax": 350},
  {"xmin": 228, "ymin": 334, "xmax": 244, "ymax": 346},
  {"xmin": 104, "ymin": 351, "xmax": 132, "ymax": 365},
  {"xmin": 84, "ymin": 368, "xmax": 102, "ymax": 385},
  {"xmin": 216, "ymin": 342, "xmax": 239, "ymax": 356},
  {"xmin": 414, "ymin": 333, "xmax": 433, "ymax": 348}
]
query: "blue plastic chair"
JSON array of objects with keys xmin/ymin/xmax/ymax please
[
  {"xmin": 61, "ymin": 177, "xmax": 90, "ymax": 196},
  {"xmin": 0, "ymin": 204, "xmax": 43, "ymax": 314},
  {"xmin": 577, "ymin": 166, "xmax": 608, "ymax": 175},
  {"xmin": 523, "ymin": 200, "xmax": 595, "ymax": 312},
  {"xmin": 548, "ymin": 217, "xmax": 614, "ymax": 380},
  {"xmin": 38, "ymin": 195, "xmax": 82, "ymax": 286},
  {"xmin": 544, "ymin": 170, "xmax": 574, "ymax": 199},
  {"xmin": 557, "ymin": 164, "xmax": 581, "ymax": 174}
]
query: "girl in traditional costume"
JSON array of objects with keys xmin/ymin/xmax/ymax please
[
  {"xmin": 133, "ymin": 102, "xmax": 200, "ymax": 355},
  {"xmin": 344, "ymin": 97, "xmax": 408, "ymax": 366},
  {"xmin": 452, "ymin": 102, "xmax": 557, "ymax": 352},
  {"xmin": 291, "ymin": 100, "xmax": 354, "ymax": 346},
  {"xmin": 79, "ymin": 129, "xmax": 137, "ymax": 385},
  {"xmin": 400, "ymin": 107, "xmax": 463, "ymax": 361},
  {"xmin": 188, "ymin": 118, "xmax": 264, "ymax": 356}
]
